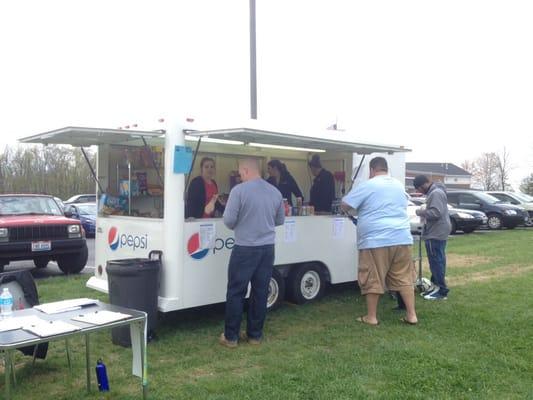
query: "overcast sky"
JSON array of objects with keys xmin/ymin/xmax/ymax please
[{"xmin": 1, "ymin": 0, "xmax": 532, "ymax": 188}]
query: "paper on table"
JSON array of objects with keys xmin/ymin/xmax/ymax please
[
  {"xmin": 34, "ymin": 298, "xmax": 98, "ymax": 314},
  {"xmin": 23, "ymin": 320, "xmax": 81, "ymax": 337},
  {"xmin": 71, "ymin": 310, "xmax": 131, "ymax": 325},
  {"xmin": 0, "ymin": 316, "xmax": 45, "ymax": 332}
]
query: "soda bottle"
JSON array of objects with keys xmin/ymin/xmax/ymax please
[
  {"xmin": 95, "ymin": 359, "xmax": 110, "ymax": 391},
  {"xmin": 0, "ymin": 287, "xmax": 13, "ymax": 318}
]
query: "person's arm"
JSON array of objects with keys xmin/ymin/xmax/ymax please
[
  {"xmin": 223, "ymin": 187, "xmax": 240, "ymax": 230},
  {"xmin": 327, "ymin": 172, "xmax": 335, "ymax": 208},
  {"xmin": 288, "ymin": 174, "xmax": 304, "ymax": 200},
  {"xmin": 418, "ymin": 191, "xmax": 446, "ymax": 221},
  {"xmin": 342, "ymin": 181, "xmax": 367, "ymax": 212},
  {"xmin": 186, "ymin": 177, "xmax": 205, "ymax": 218},
  {"xmin": 274, "ymin": 197, "xmax": 285, "ymax": 226}
]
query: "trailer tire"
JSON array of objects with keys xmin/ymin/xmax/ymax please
[
  {"xmin": 57, "ymin": 245, "xmax": 88, "ymax": 275},
  {"xmin": 266, "ymin": 269, "xmax": 285, "ymax": 311},
  {"xmin": 288, "ymin": 263, "xmax": 326, "ymax": 305}
]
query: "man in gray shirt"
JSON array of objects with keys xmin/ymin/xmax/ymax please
[
  {"xmin": 220, "ymin": 158, "xmax": 285, "ymax": 348},
  {"xmin": 414, "ymin": 175, "xmax": 451, "ymax": 300}
]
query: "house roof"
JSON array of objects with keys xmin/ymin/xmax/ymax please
[{"xmin": 406, "ymin": 162, "xmax": 471, "ymax": 176}]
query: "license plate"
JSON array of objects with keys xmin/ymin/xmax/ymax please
[{"xmin": 32, "ymin": 241, "xmax": 51, "ymax": 252}]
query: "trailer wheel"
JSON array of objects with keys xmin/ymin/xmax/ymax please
[
  {"xmin": 288, "ymin": 264, "xmax": 326, "ymax": 304},
  {"xmin": 34, "ymin": 257, "xmax": 49, "ymax": 269},
  {"xmin": 266, "ymin": 269, "xmax": 285, "ymax": 311},
  {"xmin": 57, "ymin": 245, "xmax": 88, "ymax": 274}
]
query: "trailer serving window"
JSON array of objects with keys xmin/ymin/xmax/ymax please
[{"xmin": 19, "ymin": 127, "xmax": 165, "ymax": 219}]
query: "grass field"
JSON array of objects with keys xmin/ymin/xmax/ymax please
[{"xmin": 2, "ymin": 230, "xmax": 533, "ymax": 399}]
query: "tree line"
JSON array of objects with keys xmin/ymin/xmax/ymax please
[
  {"xmin": 0, "ymin": 145, "xmax": 96, "ymax": 200},
  {"xmin": 461, "ymin": 147, "xmax": 533, "ymax": 194}
]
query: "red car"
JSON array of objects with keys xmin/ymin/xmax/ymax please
[{"xmin": 0, "ymin": 194, "xmax": 88, "ymax": 274}]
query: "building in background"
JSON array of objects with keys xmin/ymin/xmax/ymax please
[{"xmin": 406, "ymin": 162, "xmax": 471, "ymax": 193}]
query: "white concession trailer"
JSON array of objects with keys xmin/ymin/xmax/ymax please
[{"xmin": 20, "ymin": 117, "xmax": 410, "ymax": 312}]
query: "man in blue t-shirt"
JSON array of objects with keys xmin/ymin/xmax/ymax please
[{"xmin": 342, "ymin": 157, "xmax": 418, "ymax": 326}]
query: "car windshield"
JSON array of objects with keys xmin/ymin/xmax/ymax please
[
  {"xmin": 0, "ymin": 196, "xmax": 63, "ymax": 216},
  {"xmin": 76, "ymin": 204, "xmax": 96, "ymax": 216},
  {"xmin": 475, "ymin": 192, "xmax": 501, "ymax": 204},
  {"xmin": 513, "ymin": 192, "xmax": 533, "ymax": 203}
]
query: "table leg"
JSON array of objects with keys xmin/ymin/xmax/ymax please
[
  {"xmin": 5, "ymin": 350, "xmax": 12, "ymax": 400},
  {"xmin": 65, "ymin": 338, "xmax": 72, "ymax": 371},
  {"xmin": 85, "ymin": 334, "xmax": 91, "ymax": 393},
  {"xmin": 139, "ymin": 319, "xmax": 148, "ymax": 400}
]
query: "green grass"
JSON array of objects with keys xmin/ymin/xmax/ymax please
[{"xmin": 3, "ymin": 230, "xmax": 533, "ymax": 399}]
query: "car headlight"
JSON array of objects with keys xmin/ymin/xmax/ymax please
[
  {"xmin": 67, "ymin": 224, "xmax": 82, "ymax": 238},
  {"xmin": 68, "ymin": 224, "xmax": 81, "ymax": 233},
  {"xmin": 0, "ymin": 228, "xmax": 8, "ymax": 242},
  {"xmin": 456, "ymin": 212, "xmax": 474, "ymax": 219},
  {"xmin": 503, "ymin": 210, "xmax": 517, "ymax": 216}
]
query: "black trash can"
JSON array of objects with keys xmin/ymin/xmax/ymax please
[{"xmin": 106, "ymin": 250, "xmax": 162, "ymax": 347}]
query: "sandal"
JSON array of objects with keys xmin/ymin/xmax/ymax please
[{"xmin": 356, "ymin": 315, "xmax": 379, "ymax": 326}]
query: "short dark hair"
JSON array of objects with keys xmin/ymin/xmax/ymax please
[
  {"xmin": 200, "ymin": 157, "xmax": 215, "ymax": 169},
  {"xmin": 369, "ymin": 157, "xmax": 388, "ymax": 172},
  {"xmin": 413, "ymin": 175, "xmax": 429, "ymax": 189},
  {"xmin": 308, "ymin": 154, "xmax": 322, "ymax": 169}
]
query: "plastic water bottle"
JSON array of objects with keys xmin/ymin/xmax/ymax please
[
  {"xmin": 95, "ymin": 359, "xmax": 110, "ymax": 391},
  {"xmin": 0, "ymin": 288, "xmax": 14, "ymax": 318}
]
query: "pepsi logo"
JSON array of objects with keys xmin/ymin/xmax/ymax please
[
  {"xmin": 108, "ymin": 227, "xmax": 119, "ymax": 250},
  {"xmin": 107, "ymin": 227, "xmax": 148, "ymax": 251},
  {"xmin": 187, "ymin": 233, "xmax": 209, "ymax": 260}
]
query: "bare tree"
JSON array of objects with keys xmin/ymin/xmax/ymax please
[
  {"xmin": 520, "ymin": 173, "xmax": 533, "ymax": 195},
  {"xmin": 0, "ymin": 145, "xmax": 95, "ymax": 199},
  {"xmin": 460, "ymin": 160, "xmax": 476, "ymax": 175},
  {"xmin": 495, "ymin": 147, "xmax": 512, "ymax": 191},
  {"xmin": 471, "ymin": 152, "xmax": 499, "ymax": 190}
]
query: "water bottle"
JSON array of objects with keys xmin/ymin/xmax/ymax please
[
  {"xmin": 95, "ymin": 359, "xmax": 110, "ymax": 391},
  {"xmin": 0, "ymin": 288, "xmax": 14, "ymax": 318}
]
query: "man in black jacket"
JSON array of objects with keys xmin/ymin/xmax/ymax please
[{"xmin": 308, "ymin": 154, "xmax": 335, "ymax": 213}]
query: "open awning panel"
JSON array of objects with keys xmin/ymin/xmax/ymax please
[
  {"xmin": 187, "ymin": 127, "xmax": 410, "ymax": 154},
  {"xmin": 19, "ymin": 127, "xmax": 164, "ymax": 147}
]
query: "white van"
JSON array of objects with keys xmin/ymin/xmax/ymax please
[{"xmin": 21, "ymin": 117, "xmax": 410, "ymax": 312}]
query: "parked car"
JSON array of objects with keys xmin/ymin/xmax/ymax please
[
  {"xmin": 486, "ymin": 191, "xmax": 533, "ymax": 227},
  {"xmin": 64, "ymin": 194, "xmax": 96, "ymax": 205},
  {"xmin": 407, "ymin": 201, "xmax": 423, "ymax": 234},
  {"xmin": 447, "ymin": 190, "xmax": 528, "ymax": 230},
  {"xmin": 0, "ymin": 194, "xmax": 88, "ymax": 273},
  {"xmin": 448, "ymin": 205, "xmax": 487, "ymax": 234},
  {"xmin": 66, "ymin": 202, "xmax": 96, "ymax": 237}
]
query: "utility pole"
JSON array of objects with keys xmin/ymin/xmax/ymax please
[{"xmin": 250, "ymin": 0, "xmax": 257, "ymax": 119}]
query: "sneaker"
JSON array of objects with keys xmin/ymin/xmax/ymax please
[
  {"xmin": 423, "ymin": 292, "xmax": 448, "ymax": 301},
  {"xmin": 420, "ymin": 285, "xmax": 439, "ymax": 297},
  {"xmin": 219, "ymin": 333, "xmax": 238, "ymax": 348},
  {"xmin": 239, "ymin": 331, "xmax": 262, "ymax": 345}
]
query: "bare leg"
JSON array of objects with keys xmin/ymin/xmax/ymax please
[
  {"xmin": 398, "ymin": 288, "xmax": 418, "ymax": 324},
  {"xmin": 364, "ymin": 293, "xmax": 380, "ymax": 325}
]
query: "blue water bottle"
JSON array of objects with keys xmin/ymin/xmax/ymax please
[{"xmin": 95, "ymin": 359, "xmax": 110, "ymax": 391}]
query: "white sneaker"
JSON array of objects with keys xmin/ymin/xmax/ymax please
[{"xmin": 420, "ymin": 285, "xmax": 439, "ymax": 297}]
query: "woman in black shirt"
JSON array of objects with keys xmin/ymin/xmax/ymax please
[{"xmin": 266, "ymin": 160, "xmax": 303, "ymax": 206}]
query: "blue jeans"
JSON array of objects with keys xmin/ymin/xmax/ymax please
[
  {"xmin": 425, "ymin": 239, "xmax": 449, "ymax": 296},
  {"xmin": 224, "ymin": 244, "xmax": 275, "ymax": 342}
]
